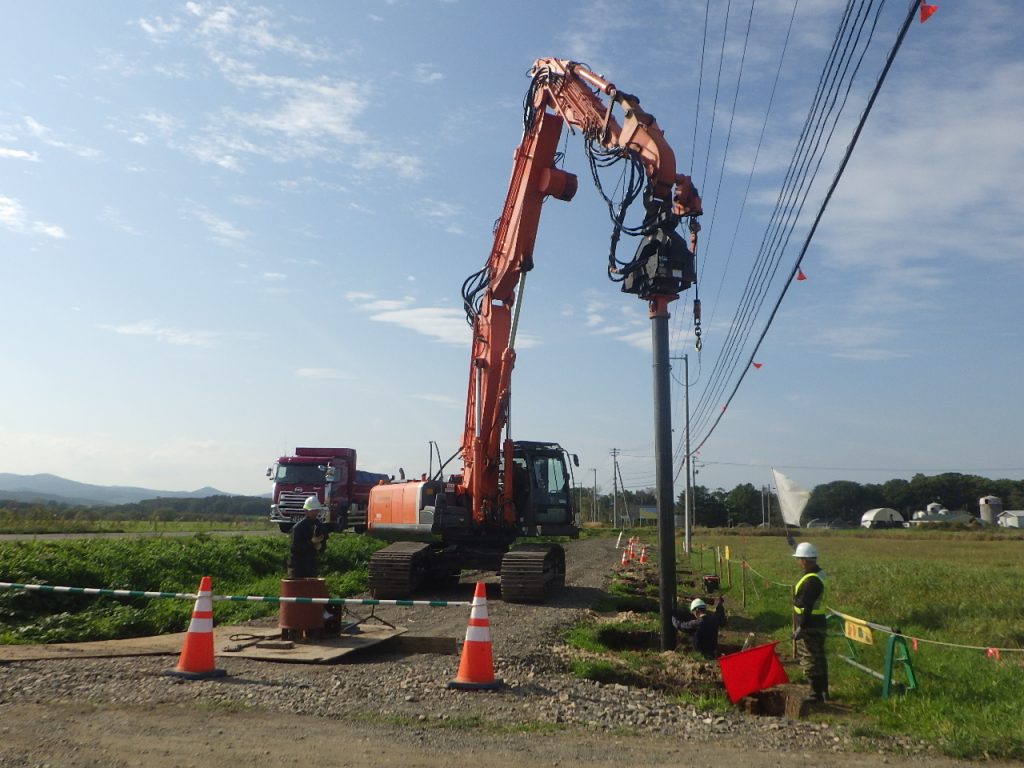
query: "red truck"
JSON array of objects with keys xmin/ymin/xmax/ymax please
[{"xmin": 267, "ymin": 447, "xmax": 390, "ymax": 533}]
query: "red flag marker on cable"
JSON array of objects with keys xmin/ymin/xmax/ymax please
[
  {"xmin": 752, "ymin": 362, "xmax": 763, "ymax": 369},
  {"xmin": 796, "ymin": 268, "xmax": 807, "ymax": 281},
  {"xmin": 919, "ymin": 4, "xmax": 937, "ymax": 23}
]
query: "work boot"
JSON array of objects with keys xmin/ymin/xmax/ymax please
[{"xmin": 803, "ymin": 674, "xmax": 827, "ymax": 704}]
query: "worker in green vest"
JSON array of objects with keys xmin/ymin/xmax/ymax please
[{"xmin": 792, "ymin": 542, "xmax": 828, "ymax": 703}]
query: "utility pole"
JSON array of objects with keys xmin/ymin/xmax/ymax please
[
  {"xmin": 683, "ymin": 353, "xmax": 692, "ymax": 554},
  {"xmin": 591, "ymin": 468, "xmax": 598, "ymax": 524},
  {"xmin": 610, "ymin": 448, "xmax": 620, "ymax": 529},
  {"xmin": 651, "ymin": 296, "xmax": 677, "ymax": 651}
]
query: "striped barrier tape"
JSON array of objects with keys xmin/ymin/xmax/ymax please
[{"xmin": 0, "ymin": 581, "xmax": 469, "ymax": 608}]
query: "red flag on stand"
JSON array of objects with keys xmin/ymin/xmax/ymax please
[
  {"xmin": 919, "ymin": 4, "xmax": 937, "ymax": 23},
  {"xmin": 717, "ymin": 642, "xmax": 789, "ymax": 703}
]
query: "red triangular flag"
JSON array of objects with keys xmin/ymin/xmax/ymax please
[
  {"xmin": 752, "ymin": 362, "xmax": 762, "ymax": 369},
  {"xmin": 718, "ymin": 642, "xmax": 789, "ymax": 703},
  {"xmin": 919, "ymin": 4, "xmax": 937, "ymax": 23},
  {"xmin": 796, "ymin": 268, "xmax": 807, "ymax": 281}
]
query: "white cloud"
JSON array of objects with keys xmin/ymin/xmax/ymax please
[
  {"xmin": 813, "ymin": 324, "xmax": 912, "ymax": 362},
  {"xmin": 0, "ymin": 147, "xmax": 39, "ymax": 161},
  {"xmin": 23, "ymin": 116, "xmax": 102, "ymax": 160},
  {"xmin": 99, "ymin": 321, "xmax": 219, "ymax": 347},
  {"xmin": 369, "ymin": 307, "xmax": 469, "ymax": 347},
  {"xmin": 0, "ymin": 196, "xmax": 27, "ymax": 230},
  {"xmin": 0, "ymin": 195, "xmax": 66, "ymax": 239},
  {"xmin": 137, "ymin": 16, "xmax": 182, "ymax": 42},
  {"xmin": 131, "ymin": 6, "xmax": 423, "ymax": 179},
  {"xmin": 414, "ymin": 197, "xmax": 463, "ymax": 233},
  {"xmin": 187, "ymin": 204, "xmax": 248, "ymax": 245},
  {"xmin": 32, "ymin": 222, "xmax": 67, "ymax": 239},
  {"xmin": 414, "ymin": 64, "xmax": 443, "ymax": 84}
]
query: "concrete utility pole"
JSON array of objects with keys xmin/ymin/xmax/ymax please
[
  {"xmin": 591, "ymin": 468, "xmax": 598, "ymax": 524},
  {"xmin": 683, "ymin": 353, "xmax": 692, "ymax": 554},
  {"xmin": 650, "ymin": 298, "xmax": 677, "ymax": 651},
  {"xmin": 610, "ymin": 448, "xmax": 620, "ymax": 528}
]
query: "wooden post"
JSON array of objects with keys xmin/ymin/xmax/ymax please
[
  {"xmin": 727, "ymin": 557, "xmax": 733, "ymax": 588},
  {"xmin": 741, "ymin": 561, "xmax": 747, "ymax": 608}
]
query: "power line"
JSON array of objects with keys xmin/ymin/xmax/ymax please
[{"xmin": 694, "ymin": 0, "xmax": 920, "ymax": 451}]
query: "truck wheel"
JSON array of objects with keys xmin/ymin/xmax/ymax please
[{"xmin": 278, "ymin": 523, "xmax": 293, "ymax": 534}]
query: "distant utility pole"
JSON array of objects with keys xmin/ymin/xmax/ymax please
[
  {"xmin": 591, "ymin": 468, "xmax": 598, "ymax": 524},
  {"xmin": 610, "ymin": 448, "xmax": 620, "ymax": 528}
]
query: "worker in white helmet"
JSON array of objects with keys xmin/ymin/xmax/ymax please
[
  {"xmin": 672, "ymin": 595, "xmax": 727, "ymax": 659},
  {"xmin": 792, "ymin": 541, "xmax": 828, "ymax": 703},
  {"xmin": 287, "ymin": 496, "xmax": 329, "ymax": 579}
]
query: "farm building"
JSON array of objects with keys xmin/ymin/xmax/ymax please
[
  {"xmin": 861, "ymin": 508, "xmax": 905, "ymax": 528},
  {"xmin": 908, "ymin": 503, "xmax": 976, "ymax": 526},
  {"xmin": 997, "ymin": 510, "xmax": 1024, "ymax": 528}
]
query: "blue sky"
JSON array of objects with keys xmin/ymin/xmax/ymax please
[{"xmin": 1, "ymin": 1, "xmax": 1021, "ymax": 500}]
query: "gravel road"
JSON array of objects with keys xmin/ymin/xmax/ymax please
[{"xmin": 0, "ymin": 536, "xmax": 1009, "ymax": 767}]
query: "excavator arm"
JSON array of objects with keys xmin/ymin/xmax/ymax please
[{"xmin": 458, "ymin": 58, "xmax": 702, "ymax": 529}]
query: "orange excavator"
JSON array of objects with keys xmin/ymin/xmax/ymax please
[{"xmin": 366, "ymin": 58, "xmax": 702, "ymax": 602}]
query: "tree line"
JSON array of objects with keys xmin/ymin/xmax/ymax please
[
  {"xmin": 578, "ymin": 472, "xmax": 1024, "ymax": 528},
  {"xmin": 0, "ymin": 495, "xmax": 268, "ymax": 523}
]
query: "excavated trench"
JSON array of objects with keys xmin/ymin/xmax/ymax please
[{"xmin": 573, "ymin": 560, "xmax": 799, "ymax": 716}]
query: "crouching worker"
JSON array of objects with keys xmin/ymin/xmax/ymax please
[
  {"xmin": 287, "ymin": 496, "xmax": 329, "ymax": 579},
  {"xmin": 673, "ymin": 596, "xmax": 727, "ymax": 659}
]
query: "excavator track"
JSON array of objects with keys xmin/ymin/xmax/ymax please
[
  {"xmin": 499, "ymin": 544, "xmax": 565, "ymax": 603},
  {"xmin": 368, "ymin": 541, "xmax": 431, "ymax": 599}
]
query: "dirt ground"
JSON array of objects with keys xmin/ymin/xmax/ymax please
[{"xmin": 0, "ymin": 701, "xmax": 1004, "ymax": 768}]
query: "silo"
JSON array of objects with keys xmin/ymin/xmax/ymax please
[{"xmin": 979, "ymin": 496, "xmax": 1002, "ymax": 525}]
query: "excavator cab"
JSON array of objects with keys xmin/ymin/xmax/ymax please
[{"xmin": 510, "ymin": 441, "xmax": 579, "ymax": 538}]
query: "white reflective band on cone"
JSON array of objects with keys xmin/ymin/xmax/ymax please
[
  {"xmin": 464, "ymin": 626, "xmax": 491, "ymax": 643},
  {"xmin": 187, "ymin": 617, "xmax": 214, "ymax": 633}
]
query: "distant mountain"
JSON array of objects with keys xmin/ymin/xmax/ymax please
[{"xmin": 0, "ymin": 473, "xmax": 232, "ymax": 507}]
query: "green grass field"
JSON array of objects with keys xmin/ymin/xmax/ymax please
[
  {"xmin": 688, "ymin": 529, "xmax": 1024, "ymax": 759},
  {"xmin": 0, "ymin": 533, "xmax": 383, "ymax": 644}
]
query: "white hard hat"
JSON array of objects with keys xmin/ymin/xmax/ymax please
[
  {"xmin": 303, "ymin": 496, "xmax": 323, "ymax": 512},
  {"xmin": 793, "ymin": 542, "xmax": 818, "ymax": 558},
  {"xmin": 689, "ymin": 598, "xmax": 707, "ymax": 612}
]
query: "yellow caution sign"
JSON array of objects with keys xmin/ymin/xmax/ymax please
[
  {"xmin": 844, "ymin": 619, "xmax": 874, "ymax": 645},
  {"xmin": 724, "ymin": 546, "xmax": 730, "ymax": 560}
]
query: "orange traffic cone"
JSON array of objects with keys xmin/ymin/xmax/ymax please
[
  {"xmin": 620, "ymin": 548, "xmax": 629, "ymax": 566},
  {"xmin": 448, "ymin": 582, "xmax": 502, "ymax": 691},
  {"xmin": 639, "ymin": 546, "xmax": 648, "ymax": 564},
  {"xmin": 164, "ymin": 576, "xmax": 226, "ymax": 679}
]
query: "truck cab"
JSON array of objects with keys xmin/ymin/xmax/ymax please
[{"xmin": 268, "ymin": 447, "xmax": 383, "ymax": 533}]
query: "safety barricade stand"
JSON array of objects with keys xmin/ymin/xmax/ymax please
[{"xmin": 829, "ymin": 609, "xmax": 917, "ymax": 699}]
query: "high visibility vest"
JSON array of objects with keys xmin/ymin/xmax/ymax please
[{"xmin": 793, "ymin": 571, "xmax": 827, "ymax": 616}]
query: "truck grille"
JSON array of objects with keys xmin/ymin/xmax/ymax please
[{"xmin": 279, "ymin": 491, "xmax": 315, "ymax": 513}]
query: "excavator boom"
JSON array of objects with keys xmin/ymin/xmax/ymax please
[{"xmin": 367, "ymin": 59, "xmax": 701, "ymax": 602}]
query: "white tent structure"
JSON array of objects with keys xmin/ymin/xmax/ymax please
[
  {"xmin": 860, "ymin": 508, "xmax": 905, "ymax": 529},
  {"xmin": 771, "ymin": 469, "xmax": 810, "ymax": 527}
]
